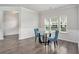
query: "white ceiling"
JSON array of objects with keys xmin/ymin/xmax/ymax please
[
  {"xmin": 0, "ymin": 4, "xmax": 69, "ymax": 11},
  {"xmin": 23, "ymin": 4, "xmax": 68, "ymax": 11}
]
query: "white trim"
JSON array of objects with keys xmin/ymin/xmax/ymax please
[
  {"xmin": 59, "ymin": 38, "xmax": 78, "ymax": 43},
  {"xmin": 0, "ymin": 38, "xmax": 3, "ymax": 40},
  {"xmin": 78, "ymin": 42, "xmax": 79, "ymax": 52}
]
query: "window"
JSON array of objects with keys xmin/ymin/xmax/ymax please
[
  {"xmin": 60, "ymin": 16, "xmax": 67, "ymax": 32},
  {"xmin": 51, "ymin": 16, "xmax": 59, "ymax": 31},
  {"xmin": 44, "ymin": 16, "xmax": 67, "ymax": 33},
  {"xmin": 44, "ymin": 18, "xmax": 50, "ymax": 33}
]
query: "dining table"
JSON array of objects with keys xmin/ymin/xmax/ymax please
[{"xmin": 38, "ymin": 30, "xmax": 51, "ymax": 53}]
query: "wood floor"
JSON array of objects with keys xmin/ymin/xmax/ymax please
[{"xmin": 0, "ymin": 35, "xmax": 78, "ymax": 54}]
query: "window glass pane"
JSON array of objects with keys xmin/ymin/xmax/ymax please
[
  {"xmin": 60, "ymin": 16, "xmax": 67, "ymax": 25},
  {"xmin": 51, "ymin": 25, "xmax": 57, "ymax": 30},
  {"xmin": 45, "ymin": 18, "xmax": 49, "ymax": 25},
  {"xmin": 60, "ymin": 16, "xmax": 67, "ymax": 32},
  {"xmin": 51, "ymin": 16, "xmax": 59, "ymax": 31},
  {"xmin": 45, "ymin": 25, "xmax": 50, "ymax": 31},
  {"xmin": 61, "ymin": 25, "xmax": 66, "ymax": 31},
  {"xmin": 44, "ymin": 18, "xmax": 50, "ymax": 32}
]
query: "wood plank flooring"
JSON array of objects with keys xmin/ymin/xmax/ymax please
[{"xmin": 0, "ymin": 35, "xmax": 78, "ymax": 54}]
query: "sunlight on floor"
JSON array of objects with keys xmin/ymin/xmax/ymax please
[
  {"xmin": 57, "ymin": 46, "xmax": 67, "ymax": 54},
  {"xmin": 51, "ymin": 43, "xmax": 68, "ymax": 54}
]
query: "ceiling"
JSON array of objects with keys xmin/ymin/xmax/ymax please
[
  {"xmin": 23, "ymin": 4, "xmax": 68, "ymax": 11},
  {"xmin": 0, "ymin": 4, "xmax": 69, "ymax": 12}
]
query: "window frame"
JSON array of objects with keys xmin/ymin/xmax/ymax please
[{"xmin": 44, "ymin": 16, "xmax": 67, "ymax": 33}]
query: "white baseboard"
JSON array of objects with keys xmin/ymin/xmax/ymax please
[
  {"xmin": 19, "ymin": 35, "xmax": 34, "ymax": 40},
  {"xmin": 0, "ymin": 37, "xmax": 3, "ymax": 40},
  {"xmin": 59, "ymin": 38, "xmax": 78, "ymax": 43},
  {"xmin": 78, "ymin": 42, "xmax": 79, "ymax": 50}
]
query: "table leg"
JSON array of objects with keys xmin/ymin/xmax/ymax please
[{"xmin": 38, "ymin": 33, "xmax": 42, "ymax": 43}]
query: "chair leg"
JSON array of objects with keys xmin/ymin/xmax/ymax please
[
  {"xmin": 54, "ymin": 42, "xmax": 56, "ymax": 48},
  {"xmin": 48, "ymin": 43, "xmax": 51, "ymax": 53},
  {"xmin": 38, "ymin": 35, "xmax": 42, "ymax": 44},
  {"xmin": 56, "ymin": 41, "xmax": 58, "ymax": 46},
  {"xmin": 35, "ymin": 37, "xmax": 37, "ymax": 42},
  {"xmin": 42, "ymin": 35, "xmax": 44, "ymax": 42},
  {"xmin": 53, "ymin": 41, "xmax": 59, "ymax": 54}
]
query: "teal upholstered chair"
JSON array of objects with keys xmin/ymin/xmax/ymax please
[
  {"xmin": 48, "ymin": 30, "xmax": 59, "ymax": 46},
  {"xmin": 34, "ymin": 28, "xmax": 45, "ymax": 43},
  {"xmin": 34, "ymin": 28, "xmax": 39, "ymax": 42}
]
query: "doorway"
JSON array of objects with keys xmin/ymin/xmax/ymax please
[
  {"xmin": 3, "ymin": 11, "xmax": 19, "ymax": 37},
  {"xmin": 3, "ymin": 11, "xmax": 19, "ymax": 53}
]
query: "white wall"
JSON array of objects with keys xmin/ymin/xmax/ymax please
[
  {"xmin": 4, "ymin": 11, "xmax": 19, "ymax": 35},
  {"xmin": 39, "ymin": 5, "xmax": 79, "ymax": 43},
  {"xmin": 19, "ymin": 7, "xmax": 39, "ymax": 39},
  {"xmin": 0, "ymin": 6, "xmax": 39, "ymax": 40},
  {"xmin": 0, "ymin": 11, "xmax": 3, "ymax": 40},
  {"xmin": 0, "ymin": 6, "xmax": 20, "ymax": 40},
  {"xmin": 77, "ymin": 6, "xmax": 79, "ymax": 49}
]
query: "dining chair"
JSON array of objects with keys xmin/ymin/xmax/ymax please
[
  {"xmin": 34, "ymin": 28, "xmax": 39, "ymax": 42},
  {"xmin": 34, "ymin": 28, "xmax": 43, "ymax": 43},
  {"xmin": 48, "ymin": 30, "xmax": 59, "ymax": 47}
]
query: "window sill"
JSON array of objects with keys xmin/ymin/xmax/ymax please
[
  {"xmin": 45, "ymin": 31, "xmax": 68, "ymax": 34},
  {"xmin": 60, "ymin": 31, "xmax": 68, "ymax": 33}
]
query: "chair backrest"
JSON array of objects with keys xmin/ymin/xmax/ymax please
[
  {"xmin": 54, "ymin": 30, "xmax": 59, "ymax": 40},
  {"xmin": 34, "ymin": 28, "xmax": 39, "ymax": 36}
]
